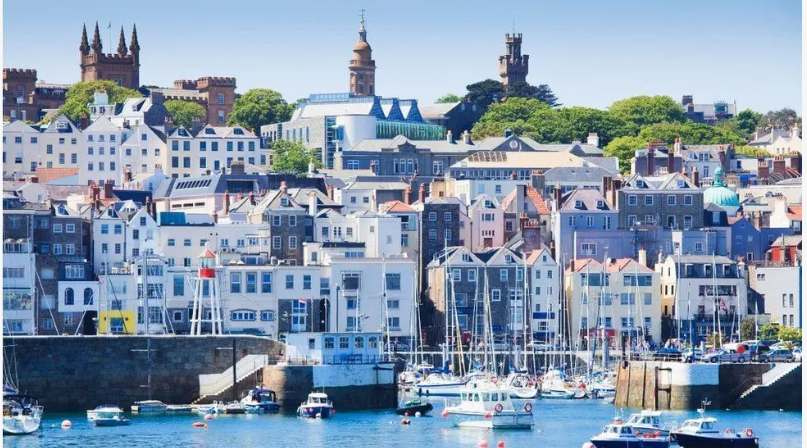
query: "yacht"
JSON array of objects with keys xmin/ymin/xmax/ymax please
[
  {"xmin": 444, "ymin": 382, "xmax": 533, "ymax": 430},
  {"xmin": 673, "ymin": 405, "xmax": 758, "ymax": 448},
  {"xmin": 297, "ymin": 392, "xmax": 333, "ymax": 419},
  {"xmin": 2, "ymin": 394, "xmax": 43, "ymax": 435},
  {"xmin": 131, "ymin": 400, "xmax": 167, "ymax": 414},
  {"xmin": 505, "ymin": 372, "xmax": 539, "ymax": 399},
  {"xmin": 414, "ymin": 372, "xmax": 468, "ymax": 397},
  {"xmin": 590, "ymin": 419, "xmax": 670, "ymax": 448},
  {"xmin": 241, "ymin": 388, "xmax": 280, "ymax": 413},
  {"xmin": 222, "ymin": 401, "xmax": 247, "ymax": 415},
  {"xmin": 165, "ymin": 404, "xmax": 193, "ymax": 413},
  {"xmin": 626, "ymin": 410, "xmax": 672, "ymax": 437},
  {"xmin": 87, "ymin": 405, "xmax": 130, "ymax": 427}
]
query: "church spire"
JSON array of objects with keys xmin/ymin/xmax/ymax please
[
  {"xmin": 358, "ymin": 8, "xmax": 367, "ymax": 41},
  {"xmin": 80, "ymin": 24, "xmax": 90, "ymax": 55},
  {"xmin": 92, "ymin": 21, "xmax": 102, "ymax": 53},
  {"xmin": 129, "ymin": 24, "xmax": 140, "ymax": 56},
  {"xmin": 117, "ymin": 26, "xmax": 128, "ymax": 56}
]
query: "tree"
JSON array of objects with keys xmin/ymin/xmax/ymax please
[
  {"xmin": 227, "ymin": 88, "xmax": 293, "ymax": 133},
  {"xmin": 759, "ymin": 323, "xmax": 779, "ymax": 341},
  {"xmin": 436, "ymin": 93, "xmax": 462, "ymax": 104},
  {"xmin": 637, "ymin": 122, "xmax": 746, "ymax": 146},
  {"xmin": 58, "ymin": 80, "xmax": 142, "ymax": 122},
  {"xmin": 506, "ymin": 81, "xmax": 561, "ymax": 107},
  {"xmin": 608, "ymin": 95, "xmax": 687, "ymax": 130},
  {"xmin": 471, "ymin": 97, "xmax": 548, "ymax": 139},
  {"xmin": 777, "ymin": 326, "xmax": 802, "ymax": 349},
  {"xmin": 464, "ymin": 79, "xmax": 506, "ymax": 108},
  {"xmin": 604, "ymin": 136, "xmax": 647, "ymax": 173},
  {"xmin": 270, "ymin": 139, "xmax": 322, "ymax": 175},
  {"xmin": 760, "ymin": 108, "xmax": 800, "ymax": 130},
  {"xmin": 734, "ymin": 145, "xmax": 769, "ymax": 158},
  {"xmin": 740, "ymin": 317, "xmax": 757, "ymax": 342},
  {"xmin": 528, "ymin": 106, "xmax": 628, "ymax": 145},
  {"xmin": 163, "ymin": 100, "xmax": 206, "ymax": 128},
  {"xmin": 734, "ymin": 109, "xmax": 763, "ymax": 136}
]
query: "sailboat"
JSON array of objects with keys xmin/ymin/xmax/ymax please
[{"xmin": 3, "ymin": 322, "xmax": 43, "ymax": 435}]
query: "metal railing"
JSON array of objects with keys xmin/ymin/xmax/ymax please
[
  {"xmin": 285, "ymin": 354, "xmax": 391, "ymax": 366},
  {"xmin": 198, "ymin": 354, "xmax": 268, "ymax": 397}
]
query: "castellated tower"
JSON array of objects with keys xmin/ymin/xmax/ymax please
[
  {"xmin": 498, "ymin": 33, "xmax": 529, "ymax": 85},
  {"xmin": 80, "ymin": 22, "xmax": 140, "ymax": 89}
]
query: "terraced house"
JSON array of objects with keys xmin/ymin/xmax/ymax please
[{"xmin": 617, "ymin": 172, "xmax": 703, "ymax": 230}]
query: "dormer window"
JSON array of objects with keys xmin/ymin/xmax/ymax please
[
  {"xmin": 636, "ymin": 180, "xmax": 645, "ymax": 188},
  {"xmin": 179, "ymin": 129, "xmax": 188, "ymax": 137},
  {"xmin": 677, "ymin": 180, "xmax": 686, "ymax": 188},
  {"xmin": 575, "ymin": 200, "xmax": 583, "ymax": 209},
  {"xmin": 280, "ymin": 198, "xmax": 290, "ymax": 207},
  {"xmin": 462, "ymin": 254, "xmax": 472, "ymax": 262},
  {"xmin": 505, "ymin": 254, "xmax": 514, "ymax": 263},
  {"xmin": 233, "ymin": 128, "xmax": 244, "ymax": 135},
  {"xmin": 205, "ymin": 128, "xmax": 216, "ymax": 135},
  {"xmin": 596, "ymin": 200, "xmax": 605, "ymax": 209}
]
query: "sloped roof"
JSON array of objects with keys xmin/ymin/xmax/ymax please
[
  {"xmin": 560, "ymin": 189, "xmax": 614, "ymax": 211},
  {"xmin": 569, "ymin": 258, "xmax": 653, "ymax": 273},
  {"xmin": 786, "ymin": 205, "xmax": 802, "ymax": 220},
  {"xmin": 770, "ymin": 235, "xmax": 802, "ymax": 247},
  {"xmin": 525, "ymin": 247, "xmax": 554, "ymax": 265},
  {"xmin": 454, "ymin": 151, "xmax": 586, "ymax": 169},
  {"xmin": 380, "ymin": 200, "xmax": 415, "ymax": 213},
  {"xmin": 418, "ymin": 102, "xmax": 460, "ymax": 118},
  {"xmin": 544, "ymin": 166, "xmax": 612, "ymax": 183},
  {"xmin": 34, "ymin": 168, "xmax": 79, "ymax": 183}
]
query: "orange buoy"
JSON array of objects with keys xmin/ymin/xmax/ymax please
[
  {"xmin": 484, "ymin": 412, "xmax": 492, "ymax": 419},
  {"xmin": 192, "ymin": 422, "xmax": 207, "ymax": 428},
  {"xmin": 497, "ymin": 440, "xmax": 505, "ymax": 448},
  {"xmin": 204, "ymin": 413, "xmax": 214, "ymax": 420},
  {"xmin": 441, "ymin": 409, "xmax": 449, "ymax": 418},
  {"xmin": 61, "ymin": 420, "xmax": 72, "ymax": 429},
  {"xmin": 478, "ymin": 441, "xmax": 489, "ymax": 448}
]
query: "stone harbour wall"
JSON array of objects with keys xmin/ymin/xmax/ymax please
[{"xmin": 10, "ymin": 335, "xmax": 280, "ymax": 411}]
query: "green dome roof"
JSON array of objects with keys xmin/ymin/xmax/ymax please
[{"xmin": 704, "ymin": 168, "xmax": 740, "ymax": 207}]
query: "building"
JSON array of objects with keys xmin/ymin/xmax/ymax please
[
  {"xmin": 79, "ymin": 23, "xmax": 140, "ymax": 89},
  {"xmin": 631, "ymin": 139, "xmax": 736, "ymax": 181},
  {"xmin": 728, "ymin": 214, "xmax": 794, "ymax": 262},
  {"xmin": 681, "ymin": 95, "xmax": 736, "ymax": 124},
  {"xmin": 378, "ymin": 200, "xmax": 419, "ymax": 262},
  {"xmin": 656, "ymin": 255, "xmax": 747, "ymax": 344},
  {"xmin": 349, "ymin": 14, "xmax": 376, "ymax": 97},
  {"xmin": 703, "ymin": 169, "xmax": 740, "ymax": 216},
  {"xmin": 566, "ymin": 257, "xmax": 662, "ymax": 347},
  {"xmin": 164, "ymin": 124, "xmax": 264, "ymax": 178},
  {"xmin": 3, "ymin": 120, "xmax": 41, "ymax": 178},
  {"xmin": 499, "ymin": 34, "xmax": 529, "ymax": 85},
  {"xmin": 413, "ymin": 195, "xmax": 467, "ymax": 288},
  {"xmin": 767, "ymin": 235, "xmax": 802, "ymax": 265},
  {"xmin": 748, "ymin": 265, "xmax": 801, "ymax": 329},
  {"xmin": 285, "ymin": 332, "xmax": 383, "ymax": 363},
  {"xmin": 617, "ymin": 172, "xmax": 703, "ymax": 230},
  {"xmin": 769, "ymin": 199, "xmax": 802, "ymax": 234},
  {"xmin": 419, "ymin": 101, "xmax": 485, "ymax": 138},
  {"xmin": 467, "ymin": 194, "xmax": 504, "ymax": 252},
  {"xmin": 337, "ymin": 134, "xmax": 476, "ymax": 177},
  {"xmin": 80, "ymin": 115, "xmax": 126, "ymax": 185},
  {"xmin": 500, "ymin": 183, "xmax": 551, "ymax": 244},
  {"xmin": 526, "ymin": 248, "xmax": 561, "ymax": 345},
  {"xmin": 334, "ymin": 179, "xmax": 410, "ymax": 214},
  {"xmin": 3, "ymin": 69, "xmax": 70, "ymax": 122},
  {"xmin": 551, "ymin": 188, "xmax": 618, "ymax": 265},
  {"xmin": 749, "ymin": 127, "xmax": 802, "ymax": 155},
  {"xmin": 150, "ymin": 77, "xmax": 237, "ymax": 126},
  {"xmin": 37, "ymin": 114, "xmax": 84, "ymax": 173},
  {"xmin": 2, "ymin": 237, "xmax": 36, "ymax": 335}
]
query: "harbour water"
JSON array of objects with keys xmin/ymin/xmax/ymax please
[{"xmin": 3, "ymin": 400, "xmax": 801, "ymax": 448}]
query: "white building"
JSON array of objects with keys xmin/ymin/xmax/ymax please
[
  {"xmin": 526, "ymin": 247, "xmax": 561, "ymax": 345},
  {"xmin": 166, "ymin": 124, "xmax": 265, "ymax": 178},
  {"xmin": 750, "ymin": 265, "xmax": 802, "ymax": 328},
  {"xmin": 467, "ymin": 194, "xmax": 504, "ymax": 252},
  {"xmin": 285, "ymin": 332, "xmax": 384, "ymax": 364},
  {"xmin": 120, "ymin": 123, "xmax": 168, "ymax": 180},
  {"xmin": 2, "ymin": 120, "xmax": 41, "ymax": 178},
  {"xmin": 2, "ymin": 238, "xmax": 36, "ymax": 334},
  {"xmin": 81, "ymin": 115, "xmax": 128, "ymax": 186},
  {"xmin": 312, "ymin": 209, "xmax": 402, "ymax": 258},
  {"xmin": 37, "ymin": 114, "xmax": 84, "ymax": 171}
]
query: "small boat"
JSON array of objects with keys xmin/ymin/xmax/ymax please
[
  {"xmin": 241, "ymin": 387, "xmax": 280, "ymax": 413},
  {"xmin": 395, "ymin": 397, "xmax": 433, "ymax": 415},
  {"xmin": 627, "ymin": 410, "xmax": 672, "ymax": 437},
  {"xmin": 672, "ymin": 403, "xmax": 758, "ymax": 448},
  {"xmin": 131, "ymin": 400, "xmax": 167, "ymax": 414},
  {"xmin": 505, "ymin": 372, "xmax": 539, "ymax": 399},
  {"xmin": 297, "ymin": 392, "xmax": 333, "ymax": 419},
  {"xmin": 222, "ymin": 401, "xmax": 247, "ymax": 415},
  {"xmin": 444, "ymin": 382, "xmax": 533, "ymax": 430},
  {"xmin": 87, "ymin": 405, "xmax": 130, "ymax": 427},
  {"xmin": 3, "ymin": 395, "xmax": 43, "ymax": 435},
  {"xmin": 166, "ymin": 404, "xmax": 194, "ymax": 413},
  {"xmin": 193, "ymin": 402, "xmax": 223, "ymax": 415},
  {"xmin": 414, "ymin": 372, "xmax": 468, "ymax": 397},
  {"xmin": 590, "ymin": 418, "xmax": 670, "ymax": 448}
]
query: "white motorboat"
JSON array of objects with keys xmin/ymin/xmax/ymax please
[
  {"xmin": 505, "ymin": 372, "xmax": 539, "ymax": 399},
  {"xmin": 626, "ymin": 410, "xmax": 672, "ymax": 437},
  {"xmin": 444, "ymin": 382, "xmax": 533, "ymax": 430},
  {"xmin": 131, "ymin": 400, "xmax": 167, "ymax": 414},
  {"xmin": 414, "ymin": 372, "xmax": 468, "ymax": 397},
  {"xmin": 241, "ymin": 388, "xmax": 280, "ymax": 413},
  {"xmin": 539, "ymin": 370, "xmax": 586, "ymax": 399},
  {"xmin": 590, "ymin": 418, "xmax": 670, "ymax": 448},
  {"xmin": 3, "ymin": 395, "xmax": 43, "ymax": 435},
  {"xmin": 672, "ymin": 404, "xmax": 759, "ymax": 448},
  {"xmin": 297, "ymin": 392, "xmax": 334, "ymax": 419},
  {"xmin": 166, "ymin": 404, "xmax": 193, "ymax": 413},
  {"xmin": 87, "ymin": 405, "xmax": 130, "ymax": 427},
  {"xmin": 193, "ymin": 402, "xmax": 223, "ymax": 415},
  {"xmin": 222, "ymin": 401, "xmax": 247, "ymax": 415}
]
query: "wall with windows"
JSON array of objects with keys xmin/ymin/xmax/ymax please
[{"xmin": 749, "ymin": 266, "xmax": 801, "ymax": 328}]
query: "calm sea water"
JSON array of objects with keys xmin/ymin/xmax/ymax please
[{"xmin": 3, "ymin": 400, "xmax": 801, "ymax": 448}]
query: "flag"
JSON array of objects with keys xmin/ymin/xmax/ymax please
[
  {"xmin": 719, "ymin": 298, "xmax": 727, "ymax": 311},
  {"xmin": 107, "ymin": 22, "xmax": 111, "ymax": 30},
  {"xmin": 298, "ymin": 298, "xmax": 307, "ymax": 305}
]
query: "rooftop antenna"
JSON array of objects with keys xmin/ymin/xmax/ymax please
[
  {"xmin": 512, "ymin": 14, "xmax": 516, "ymax": 34},
  {"xmin": 360, "ymin": 8, "xmax": 366, "ymax": 30}
]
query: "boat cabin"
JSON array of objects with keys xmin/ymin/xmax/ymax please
[
  {"xmin": 306, "ymin": 393, "xmax": 331, "ymax": 405},
  {"xmin": 602, "ymin": 423, "xmax": 639, "ymax": 438},
  {"xmin": 679, "ymin": 418, "xmax": 718, "ymax": 434},
  {"xmin": 628, "ymin": 412, "xmax": 662, "ymax": 427}
]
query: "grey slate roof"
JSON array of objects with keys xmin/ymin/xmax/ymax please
[
  {"xmin": 560, "ymin": 189, "xmax": 614, "ymax": 211},
  {"xmin": 544, "ymin": 166, "xmax": 612, "ymax": 183}
]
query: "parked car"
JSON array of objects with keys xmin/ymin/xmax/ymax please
[
  {"xmin": 703, "ymin": 349, "xmax": 748, "ymax": 363},
  {"xmin": 681, "ymin": 349, "xmax": 704, "ymax": 363},
  {"xmin": 759, "ymin": 349, "xmax": 794, "ymax": 363},
  {"xmin": 653, "ymin": 348, "xmax": 682, "ymax": 361},
  {"xmin": 793, "ymin": 347, "xmax": 802, "ymax": 362}
]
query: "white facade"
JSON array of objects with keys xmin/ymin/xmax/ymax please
[
  {"xmin": 81, "ymin": 116, "xmax": 128, "ymax": 185},
  {"xmin": 285, "ymin": 332, "xmax": 384, "ymax": 364},
  {"xmin": 335, "ymin": 115, "xmax": 377, "ymax": 151},
  {"xmin": 2, "ymin": 120, "xmax": 40, "ymax": 178},
  {"xmin": 752, "ymin": 266, "xmax": 801, "ymax": 328},
  {"xmin": 452, "ymin": 179, "xmax": 528, "ymax": 205},
  {"xmin": 2, "ymin": 241, "xmax": 36, "ymax": 335},
  {"xmin": 165, "ymin": 125, "xmax": 265, "ymax": 178},
  {"xmin": 120, "ymin": 123, "xmax": 168, "ymax": 180},
  {"xmin": 527, "ymin": 248, "xmax": 561, "ymax": 344},
  {"xmin": 467, "ymin": 194, "xmax": 504, "ymax": 252},
  {"xmin": 37, "ymin": 115, "xmax": 84, "ymax": 172},
  {"xmin": 313, "ymin": 210, "xmax": 402, "ymax": 258}
]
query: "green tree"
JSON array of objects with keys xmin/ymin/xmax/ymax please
[
  {"xmin": 604, "ymin": 136, "xmax": 647, "ymax": 174},
  {"xmin": 471, "ymin": 97, "xmax": 548, "ymax": 139},
  {"xmin": 227, "ymin": 88, "xmax": 293, "ymax": 133},
  {"xmin": 58, "ymin": 80, "xmax": 142, "ymax": 122},
  {"xmin": 270, "ymin": 139, "xmax": 322, "ymax": 175},
  {"xmin": 740, "ymin": 317, "xmax": 757, "ymax": 341},
  {"xmin": 436, "ymin": 93, "xmax": 462, "ymax": 104},
  {"xmin": 608, "ymin": 95, "xmax": 687, "ymax": 131},
  {"xmin": 760, "ymin": 108, "xmax": 800, "ymax": 130},
  {"xmin": 777, "ymin": 326, "xmax": 802, "ymax": 349},
  {"xmin": 734, "ymin": 109, "xmax": 763, "ymax": 136},
  {"xmin": 734, "ymin": 145, "xmax": 769, "ymax": 158},
  {"xmin": 506, "ymin": 81, "xmax": 561, "ymax": 107},
  {"xmin": 163, "ymin": 100, "xmax": 206, "ymax": 128},
  {"xmin": 528, "ymin": 106, "xmax": 628, "ymax": 144},
  {"xmin": 637, "ymin": 122, "xmax": 746, "ymax": 146},
  {"xmin": 759, "ymin": 323, "xmax": 779, "ymax": 341},
  {"xmin": 464, "ymin": 79, "xmax": 506, "ymax": 108}
]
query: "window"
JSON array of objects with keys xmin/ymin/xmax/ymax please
[
  {"xmin": 628, "ymin": 195, "xmax": 637, "ymax": 206},
  {"xmin": 683, "ymin": 216, "xmax": 693, "ymax": 229},
  {"xmin": 230, "ymin": 272, "xmax": 241, "ymax": 293},
  {"xmin": 500, "ymin": 269, "xmax": 508, "ymax": 281},
  {"xmin": 285, "ymin": 275, "xmax": 294, "ymax": 289},
  {"xmin": 173, "ymin": 275, "xmax": 185, "ymax": 296},
  {"xmin": 291, "ymin": 301, "xmax": 306, "ymax": 332},
  {"xmin": 445, "ymin": 229, "xmax": 452, "ymax": 240},
  {"xmin": 83, "ymin": 288, "xmax": 94, "ymax": 305},
  {"xmin": 272, "ymin": 236, "xmax": 281, "ymax": 249},
  {"xmin": 684, "ymin": 195, "xmax": 693, "ymax": 206},
  {"xmin": 428, "ymin": 212, "xmax": 437, "ymax": 222},
  {"xmin": 289, "ymin": 236, "xmax": 298, "ymax": 249},
  {"xmin": 66, "ymin": 244, "xmax": 75, "ymax": 255},
  {"xmin": 231, "ymin": 310, "xmax": 256, "ymax": 321},
  {"xmin": 246, "ymin": 272, "xmax": 258, "ymax": 293},
  {"xmin": 581, "ymin": 243, "xmax": 597, "ymax": 256},
  {"xmin": 645, "ymin": 195, "xmax": 653, "ymax": 205},
  {"xmin": 184, "ymin": 239, "xmax": 191, "ymax": 247},
  {"xmin": 303, "ymin": 275, "xmax": 312, "ymax": 290},
  {"xmin": 385, "ymin": 273, "xmax": 401, "ymax": 290},
  {"xmin": 667, "ymin": 195, "xmax": 676, "ymax": 206},
  {"xmin": 272, "ymin": 215, "xmax": 281, "ymax": 226},
  {"xmin": 64, "ymin": 288, "xmax": 75, "ymax": 305},
  {"xmin": 694, "ymin": 242, "xmax": 703, "ymax": 253},
  {"xmin": 444, "ymin": 212, "xmax": 452, "ymax": 222},
  {"xmin": 387, "ymin": 317, "xmax": 401, "ymax": 330},
  {"xmin": 260, "ymin": 310, "xmax": 275, "ymax": 321},
  {"xmin": 218, "ymin": 94, "xmax": 225, "ymax": 105},
  {"xmin": 52, "ymin": 244, "xmax": 62, "ymax": 255},
  {"xmin": 428, "ymin": 229, "xmax": 437, "ymax": 242},
  {"xmin": 468, "ymin": 270, "xmax": 477, "ymax": 282},
  {"xmin": 491, "ymin": 290, "xmax": 501, "ymax": 301},
  {"xmin": 289, "ymin": 215, "xmax": 297, "ymax": 226},
  {"xmin": 53, "ymin": 223, "xmax": 63, "ymax": 233}
]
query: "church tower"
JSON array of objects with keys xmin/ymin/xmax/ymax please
[
  {"xmin": 348, "ymin": 10, "xmax": 376, "ymax": 97},
  {"xmin": 80, "ymin": 22, "xmax": 140, "ymax": 89},
  {"xmin": 498, "ymin": 33, "xmax": 529, "ymax": 85}
]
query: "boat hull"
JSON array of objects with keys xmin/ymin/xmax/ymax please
[
  {"xmin": 415, "ymin": 382, "xmax": 467, "ymax": 397},
  {"xmin": 448, "ymin": 410, "xmax": 533, "ymax": 430},
  {"xmin": 590, "ymin": 438, "xmax": 670, "ymax": 448},
  {"xmin": 298, "ymin": 405, "xmax": 333, "ymax": 419},
  {"xmin": 93, "ymin": 418, "xmax": 131, "ymax": 427},
  {"xmin": 673, "ymin": 433, "xmax": 758, "ymax": 448},
  {"xmin": 245, "ymin": 402, "xmax": 280, "ymax": 413},
  {"xmin": 395, "ymin": 403, "xmax": 433, "ymax": 415},
  {"xmin": 509, "ymin": 388, "xmax": 539, "ymax": 399},
  {"xmin": 3, "ymin": 417, "xmax": 41, "ymax": 435}
]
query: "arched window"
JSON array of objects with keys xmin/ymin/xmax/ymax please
[
  {"xmin": 83, "ymin": 288, "xmax": 94, "ymax": 305},
  {"xmin": 64, "ymin": 288, "xmax": 74, "ymax": 305}
]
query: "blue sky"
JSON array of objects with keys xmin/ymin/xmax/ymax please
[{"xmin": 3, "ymin": 1, "xmax": 802, "ymax": 113}]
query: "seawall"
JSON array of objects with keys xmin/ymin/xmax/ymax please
[
  {"xmin": 9, "ymin": 335, "xmax": 280, "ymax": 411},
  {"xmin": 614, "ymin": 361, "xmax": 800, "ymax": 410},
  {"xmin": 263, "ymin": 363, "xmax": 397, "ymax": 411}
]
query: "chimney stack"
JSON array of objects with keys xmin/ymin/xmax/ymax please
[
  {"xmin": 553, "ymin": 184, "xmax": 562, "ymax": 211},
  {"xmin": 757, "ymin": 159, "xmax": 769, "ymax": 181},
  {"xmin": 80, "ymin": 113, "xmax": 89, "ymax": 130},
  {"xmin": 164, "ymin": 116, "xmax": 174, "ymax": 135},
  {"xmin": 223, "ymin": 190, "xmax": 230, "ymax": 216},
  {"xmin": 403, "ymin": 186, "xmax": 411, "ymax": 205},
  {"xmin": 587, "ymin": 132, "xmax": 600, "ymax": 147},
  {"xmin": 248, "ymin": 190, "xmax": 255, "ymax": 205},
  {"xmin": 461, "ymin": 130, "xmax": 471, "ymax": 145},
  {"xmin": 667, "ymin": 147, "xmax": 675, "ymax": 174},
  {"xmin": 638, "ymin": 247, "xmax": 647, "ymax": 267},
  {"xmin": 279, "ymin": 180, "xmax": 288, "ymax": 195},
  {"xmin": 28, "ymin": 175, "xmax": 38, "ymax": 184},
  {"xmin": 790, "ymin": 152, "xmax": 802, "ymax": 174},
  {"xmin": 718, "ymin": 146, "xmax": 727, "ymax": 172},
  {"xmin": 569, "ymin": 259, "xmax": 576, "ymax": 272},
  {"xmin": 123, "ymin": 167, "xmax": 133, "ymax": 183},
  {"xmin": 601, "ymin": 175, "xmax": 611, "ymax": 198},
  {"xmin": 418, "ymin": 183, "xmax": 426, "ymax": 203},
  {"xmin": 753, "ymin": 211, "xmax": 762, "ymax": 229},
  {"xmin": 531, "ymin": 170, "xmax": 545, "ymax": 194},
  {"xmin": 327, "ymin": 184, "xmax": 334, "ymax": 201},
  {"xmin": 647, "ymin": 143, "xmax": 655, "ymax": 175},
  {"xmin": 610, "ymin": 179, "xmax": 620, "ymax": 208},
  {"xmin": 446, "ymin": 130, "xmax": 453, "ymax": 143},
  {"xmin": 673, "ymin": 138, "xmax": 682, "ymax": 154},
  {"xmin": 103, "ymin": 179, "xmax": 114, "ymax": 199},
  {"xmin": 308, "ymin": 191, "xmax": 317, "ymax": 216},
  {"xmin": 691, "ymin": 167, "xmax": 699, "ymax": 186},
  {"xmin": 772, "ymin": 155, "xmax": 786, "ymax": 176},
  {"xmin": 212, "ymin": 210, "xmax": 218, "ymax": 224}
]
